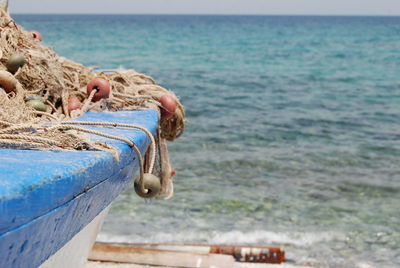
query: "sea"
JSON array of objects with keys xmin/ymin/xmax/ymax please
[{"xmin": 14, "ymin": 15, "xmax": 400, "ymax": 267}]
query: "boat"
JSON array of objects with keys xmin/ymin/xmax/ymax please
[
  {"xmin": 0, "ymin": 0, "xmax": 186, "ymax": 265},
  {"xmin": 0, "ymin": 2, "xmax": 286, "ymax": 267},
  {"xmin": 0, "ymin": 109, "xmax": 159, "ymax": 268}
]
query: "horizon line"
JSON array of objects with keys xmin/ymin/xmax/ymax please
[{"xmin": 10, "ymin": 13, "xmax": 400, "ymax": 17}]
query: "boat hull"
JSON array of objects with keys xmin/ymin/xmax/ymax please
[
  {"xmin": 40, "ymin": 206, "xmax": 110, "ymax": 268},
  {"xmin": 0, "ymin": 110, "xmax": 158, "ymax": 268}
]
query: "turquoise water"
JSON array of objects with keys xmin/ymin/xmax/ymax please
[{"xmin": 15, "ymin": 15, "xmax": 400, "ymax": 267}]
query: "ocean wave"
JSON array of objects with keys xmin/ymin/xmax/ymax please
[{"xmin": 97, "ymin": 230, "xmax": 343, "ymax": 247}]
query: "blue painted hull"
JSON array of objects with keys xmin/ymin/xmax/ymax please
[{"xmin": 0, "ymin": 110, "xmax": 158, "ymax": 268}]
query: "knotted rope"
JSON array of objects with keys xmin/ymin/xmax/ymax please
[{"xmin": 0, "ymin": 5, "xmax": 183, "ymax": 199}]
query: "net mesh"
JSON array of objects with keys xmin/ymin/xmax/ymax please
[{"xmin": 0, "ymin": 4, "xmax": 184, "ymax": 199}]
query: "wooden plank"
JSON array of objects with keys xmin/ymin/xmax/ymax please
[
  {"xmin": 94, "ymin": 242, "xmax": 285, "ymax": 264},
  {"xmin": 89, "ymin": 243, "xmax": 235, "ymax": 268}
]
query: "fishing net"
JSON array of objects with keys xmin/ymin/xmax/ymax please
[{"xmin": 0, "ymin": 2, "xmax": 185, "ymax": 200}]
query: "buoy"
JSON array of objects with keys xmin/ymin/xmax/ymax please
[
  {"xmin": 159, "ymin": 95, "xmax": 177, "ymax": 119},
  {"xmin": 6, "ymin": 53, "xmax": 25, "ymax": 74},
  {"xmin": 0, "ymin": 70, "xmax": 17, "ymax": 93},
  {"xmin": 86, "ymin": 77, "xmax": 110, "ymax": 102},
  {"xmin": 26, "ymin": 100, "xmax": 47, "ymax": 112},
  {"xmin": 24, "ymin": 95, "xmax": 44, "ymax": 102},
  {"xmin": 29, "ymin": 30, "xmax": 42, "ymax": 41},
  {"xmin": 171, "ymin": 168, "xmax": 176, "ymax": 177},
  {"xmin": 134, "ymin": 173, "xmax": 161, "ymax": 199},
  {"xmin": 68, "ymin": 95, "xmax": 82, "ymax": 114}
]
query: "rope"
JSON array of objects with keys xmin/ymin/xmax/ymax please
[
  {"xmin": 113, "ymin": 92, "xmax": 153, "ymax": 100},
  {"xmin": 0, "ymin": 134, "xmax": 61, "ymax": 147},
  {"xmin": 45, "ymin": 99, "xmax": 58, "ymax": 113},
  {"xmin": 0, "ymin": 10, "xmax": 186, "ymax": 199},
  {"xmin": 47, "ymin": 124, "xmax": 148, "ymax": 194},
  {"xmin": 0, "ymin": 124, "xmax": 34, "ymax": 134},
  {"xmin": 156, "ymin": 130, "xmax": 174, "ymax": 200},
  {"xmin": 34, "ymin": 111, "xmax": 59, "ymax": 121},
  {"xmin": 80, "ymin": 89, "xmax": 97, "ymax": 113},
  {"xmin": 61, "ymin": 121, "xmax": 156, "ymax": 173},
  {"xmin": 0, "ymin": 120, "xmax": 12, "ymax": 127},
  {"xmin": 70, "ymin": 91, "xmax": 87, "ymax": 99},
  {"xmin": 61, "ymin": 89, "xmax": 70, "ymax": 117},
  {"xmin": 0, "ymin": 139, "xmax": 43, "ymax": 149}
]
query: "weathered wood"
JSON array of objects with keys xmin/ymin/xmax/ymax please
[
  {"xmin": 89, "ymin": 243, "xmax": 235, "ymax": 268},
  {"xmin": 94, "ymin": 242, "xmax": 285, "ymax": 264}
]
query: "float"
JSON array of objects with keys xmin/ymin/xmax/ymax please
[{"xmin": 0, "ymin": 0, "xmax": 185, "ymax": 267}]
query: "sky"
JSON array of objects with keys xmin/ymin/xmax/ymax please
[{"xmin": 6, "ymin": 0, "xmax": 400, "ymax": 15}]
